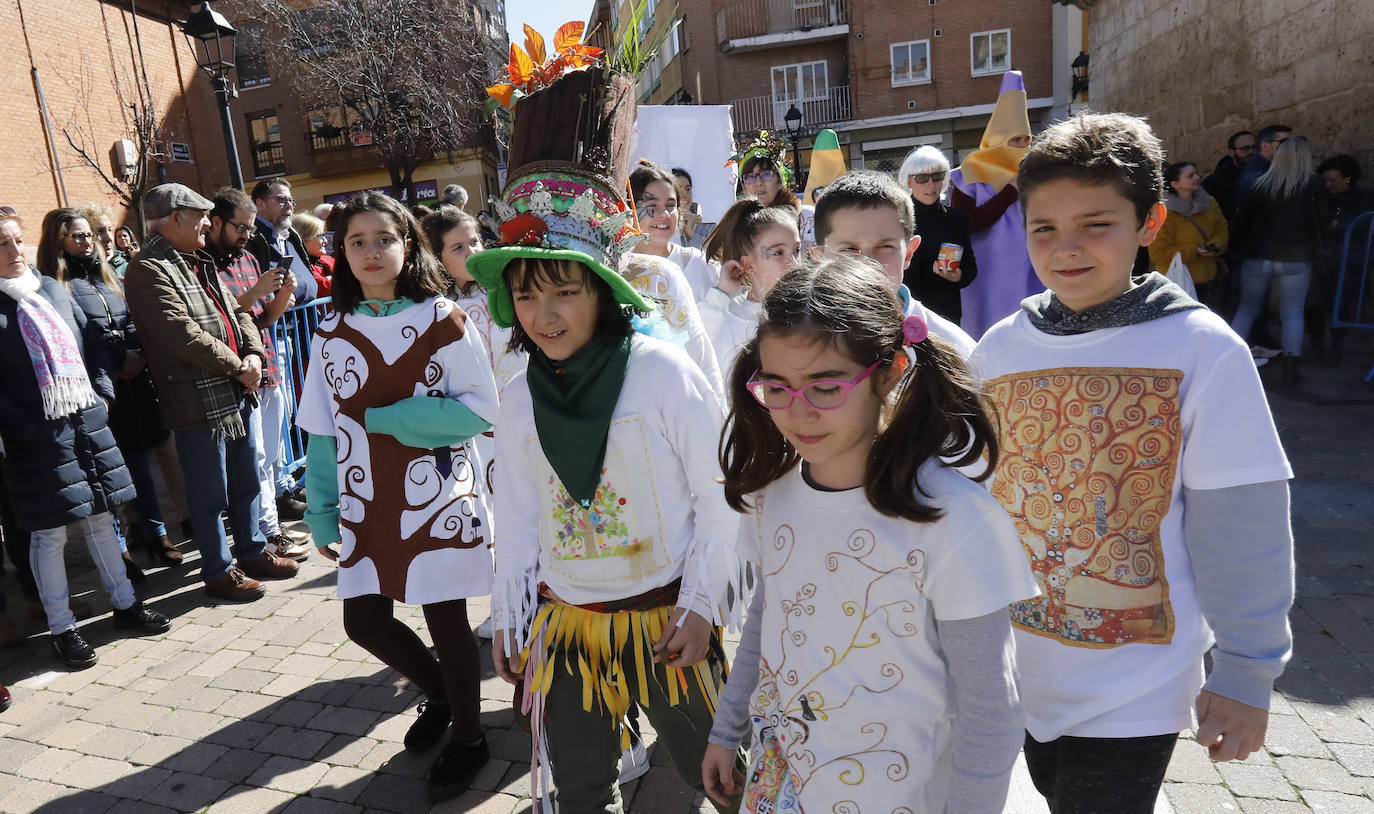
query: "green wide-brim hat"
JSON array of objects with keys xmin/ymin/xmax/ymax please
[{"xmin": 467, "ymin": 162, "xmax": 655, "ymax": 329}]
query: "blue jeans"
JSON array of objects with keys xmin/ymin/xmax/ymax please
[
  {"xmin": 174, "ymin": 405, "xmax": 267, "ymax": 583},
  {"xmin": 30, "ymin": 511, "xmax": 137, "ymax": 635},
  {"xmin": 121, "ymin": 445, "xmax": 167, "ymax": 540},
  {"xmin": 1230, "ymin": 259, "xmax": 1312, "ymax": 356}
]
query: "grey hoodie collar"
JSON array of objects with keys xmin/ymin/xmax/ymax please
[
  {"xmin": 1164, "ymin": 187, "xmax": 1213, "ymax": 217},
  {"xmin": 1022, "ymin": 272, "xmax": 1204, "ymax": 336}
]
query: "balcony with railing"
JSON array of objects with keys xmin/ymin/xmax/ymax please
[
  {"xmin": 730, "ymin": 86, "xmax": 852, "ymax": 136},
  {"xmin": 717, "ymin": 0, "xmax": 848, "ymax": 51},
  {"xmin": 304, "ymin": 125, "xmax": 380, "ymax": 175}
]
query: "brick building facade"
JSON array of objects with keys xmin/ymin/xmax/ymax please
[
  {"xmin": 604, "ymin": 0, "xmax": 1086, "ymax": 176},
  {"xmin": 1067, "ymin": 0, "xmax": 1372, "ymax": 174},
  {"xmin": 0, "ymin": 0, "xmax": 229, "ymax": 237}
]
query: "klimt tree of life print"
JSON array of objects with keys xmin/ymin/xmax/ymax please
[{"xmin": 985, "ymin": 367, "xmax": 1184, "ymax": 648}]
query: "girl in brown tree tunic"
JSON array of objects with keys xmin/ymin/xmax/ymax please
[{"xmin": 297, "ymin": 194, "xmax": 499, "ymax": 802}]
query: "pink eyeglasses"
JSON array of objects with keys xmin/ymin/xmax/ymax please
[{"xmin": 746, "ymin": 360, "xmax": 882, "ymax": 410}]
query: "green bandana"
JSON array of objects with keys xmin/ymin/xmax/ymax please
[{"xmin": 527, "ymin": 336, "xmax": 633, "ymax": 508}]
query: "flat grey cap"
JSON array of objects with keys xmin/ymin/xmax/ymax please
[{"xmin": 142, "ymin": 183, "xmax": 214, "ymax": 220}]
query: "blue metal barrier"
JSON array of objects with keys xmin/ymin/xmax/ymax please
[
  {"xmin": 268, "ymin": 296, "xmax": 332, "ymax": 477},
  {"xmin": 1330, "ymin": 210, "xmax": 1374, "ymax": 381}
]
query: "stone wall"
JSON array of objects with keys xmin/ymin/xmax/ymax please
[{"xmin": 1085, "ymin": 0, "xmax": 1373, "ymax": 173}]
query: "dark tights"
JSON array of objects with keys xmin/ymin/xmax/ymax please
[{"xmin": 342, "ymin": 595, "xmax": 482, "ymax": 741}]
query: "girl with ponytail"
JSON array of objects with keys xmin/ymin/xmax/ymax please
[
  {"xmin": 701, "ymin": 256, "xmax": 1037, "ymax": 813},
  {"xmin": 698, "ymin": 198, "xmax": 801, "ymax": 378}
]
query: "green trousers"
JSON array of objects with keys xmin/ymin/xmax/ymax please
[{"xmin": 537, "ymin": 607, "xmax": 744, "ymax": 814}]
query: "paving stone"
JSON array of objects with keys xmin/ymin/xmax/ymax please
[
  {"xmin": 1298, "ymin": 790, "xmax": 1374, "ymax": 812},
  {"xmin": 0, "ymin": 738, "xmax": 51, "ymax": 773},
  {"xmin": 201, "ymin": 748, "xmax": 271, "ymax": 784},
  {"xmin": 158, "ymin": 741, "xmax": 230, "ymax": 775},
  {"xmin": 1164, "ymin": 782, "xmax": 1242, "ymax": 812},
  {"xmin": 280, "ymin": 797, "xmax": 362, "ymax": 814},
  {"xmin": 171, "ymin": 686, "xmax": 234, "ymax": 714},
  {"xmin": 144, "ymin": 709, "xmax": 225, "ymax": 740},
  {"xmin": 208, "ymin": 668, "xmax": 277, "ymax": 693},
  {"xmin": 1276, "ymin": 755, "xmax": 1366, "ymax": 794},
  {"xmin": 307, "ymin": 706, "xmax": 379, "ymax": 737},
  {"xmin": 469, "ymin": 758, "xmax": 512, "ymax": 794},
  {"xmin": 203, "ymin": 718, "xmax": 276, "ymax": 750},
  {"xmin": 204, "ymin": 784, "xmax": 295, "ymax": 813},
  {"xmin": 312, "ymin": 765, "xmax": 371, "ymax": 802},
  {"xmin": 16, "ymin": 747, "xmax": 83, "ymax": 782},
  {"xmin": 140, "ymin": 771, "xmax": 232, "ymax": 810},
  {"xmin": 189, "ymin": 649, "xmax": 248, "ymax": 678},
  {"xmin": 354, "ymin": 772, "xmax": 430, "ymax": 813},
  {"xmin": 1218, "ymin": 762, "xmax": 1300, "ymax": 800},
  {"xmin": 265, "ymin": 700, "xmax": 325, "ymax": 728},
  {"xmin": 1330, "ymin": 743, "xmax": 1374, "ymax": 777},
  {"xmin": 257, "ymin": 726, "xmax": 334, "ymax": 760},
  {"xmin": 273, "ymin": 654, "xmax": 337, "ymax": 680},
  {"xmin": 66, "ymin": 754, "xmax": 140, "ymax": 788},
  {"xmin": 1239, "ymin": 801, "xmax": 1313, "ymax": 814},
  {"xmin": 431, "ymin": 790, "xmax": 525, "ymax": 813},
  {"xmin": 38, "ymin": 718, "xmax": 106, "ymax": 750},
  {"xmin": 247, "ymin": 755, "xmax": 331, "ymax": 794},
  {"xmin": 260, "ymin": 673, "xmax": 315, "ymax": 698},
  {"xmin": 1266, "ymin": 713, "xmax": 1335, "ymax": 759},
  {"xmin": 0, "ymin": 779, "xmax": 113, "ymax": 814},
  {"xmin": 103, "ymin": 800, "xmax": 179, "ymax": 814},
  {"xmin": 126, "ymin": 734, "xmax": 196, "ymax": 767},
  {"xmin": 104, "ymin": 766, "xmax": 173, "ymax": 800}
]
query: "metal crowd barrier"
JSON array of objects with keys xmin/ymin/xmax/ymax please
[
  {"xmin": 1330, "ymin": 210, "xmax": 1374, "ymax": 382},
  {"xmin": 268, "ymin": 296, "xmax": 333, "ymax": 477}
]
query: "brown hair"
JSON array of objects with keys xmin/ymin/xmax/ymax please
[
  {"xmin": 330, "ymin": 193, "xmax": 449, "ymax": 313},
  {"xmin": 502, "ymin": 257, "xmax": 636, "ymax": 355},
  {"xmin": 421, "ymin": 207, "xmax": 481, "ymax": 295},
  {"xmin": 702, "ymin": 198, "xmax": 799, "ymax": 264},
  {"xmin": 720, "ymin": 257, "xmax": 996, "ymax": 521},
  {"xmin": 36, "ymin": 208, "xmax": 120, "ymax": 291},
  {"xmin": 813, "ymin": 170, "xmax": 914, "ymax": 245},
  {"xmin": 1017, "ymin": 112, "xmax": 1164, "ymax": 226},
  {"xmin": 740, "ymin": 156, "xmax": 800, "ymax": 211}
]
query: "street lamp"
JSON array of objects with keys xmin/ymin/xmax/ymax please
[
  {"xmin": 784, "ymin": 103, "xmax": 803, "ymax": 190},
  {"xmin": 183, "ymin": 1, "xmax": 244, "ymax": 190},
  {"xmin": 1071, "ymin": 51, "xmax": 1090, "ymax": 102}
]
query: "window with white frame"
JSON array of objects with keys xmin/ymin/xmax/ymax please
[
  {"xmin": 770, "ymin": 60, "xmax": 827, "ymax": 129},
  {"xmin": 891, "ymin": 40, "xmax": 931, "ymax": 86},
  {"xmin": 970, "ymin": 29, "xmax": 1010, "ymax": 76}
]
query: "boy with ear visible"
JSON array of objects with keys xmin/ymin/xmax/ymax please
[
  {"xmin": 810, "ymin": 170, "xmax": 977, "ymax": 358},
  {"xmin": 970, "ymin": 112, "xmax": 1294, "ymax": 812}
]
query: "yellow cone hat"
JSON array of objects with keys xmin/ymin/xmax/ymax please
[
  {"xmin": 957, "ymin": 70, "xmax": 1030, "ymax": 190},
  {"xmin": 802, "ymin": 129, "xmax": 846, "ymax": 204}
]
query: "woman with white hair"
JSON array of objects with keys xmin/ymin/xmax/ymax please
[{"xmin": 898, "ymin": 145, "xmax": 979, "ymax": 325}]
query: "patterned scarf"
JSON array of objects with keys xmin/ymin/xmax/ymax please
[
  {"xmin": 0, "ymin": 270, "xmax": 97, "ymax": 419},
  {"xmin": 139, "ymin": 234, "xmax": 248, "ymax": 439},
  {"xmin": 1021, "ymin": 272, "xmax": 1204, "ymax": 336}
]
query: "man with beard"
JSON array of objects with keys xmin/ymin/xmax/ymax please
[
  {"xmin": 209, "ymin": 188, "xmax": 313, "ymax": 562},
  {"xmin": 1202, "ymin": 130, "xmax": 1256, "ymax": 220}
]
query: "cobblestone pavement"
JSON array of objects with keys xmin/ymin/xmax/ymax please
[{"xmin": 0, "ymin": 349, "xmax": 1370, "ymax": 813}]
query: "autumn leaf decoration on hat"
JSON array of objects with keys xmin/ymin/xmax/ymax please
[{"xmin": 486, "ymin": 23, "xmax": 604, "ymax": 111}]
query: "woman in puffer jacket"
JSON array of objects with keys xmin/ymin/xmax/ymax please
[
  {"xmin": 37, "ymin": 209, "xmax": 181, "ymax": 575},
  {"xmin": 2, "ymin": 209, "xmax": 170, "ymax": 670}
]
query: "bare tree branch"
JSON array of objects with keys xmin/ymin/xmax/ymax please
[{"xmin": 229, "ymin": 0, "xmax": 490, "ymax": 203}]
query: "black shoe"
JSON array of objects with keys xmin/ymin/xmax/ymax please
[
  {"xmin": 275, "ymin": 494, "xmax": 307, "ymax": 521},
  {"xmin": 180, "ymin": 518, "xmax": 193, "ymax": 540},
  {"xmin": 404, "ymin": 699, "xmax": 452, "ymax": 752},
  {"xmin": 121, "ymin": 551, "xmax": 147, "ymax": 584},
  {"xmin": 112, "ymin": 602, "xmax": 172, "ymax": 635},
  {"xmin": 52, "ymin": 628, "xmax": 97, "ymax": 670},
  {"xmin": 427, "ymin": 735, "xmax": 490, "ymax": 803}
]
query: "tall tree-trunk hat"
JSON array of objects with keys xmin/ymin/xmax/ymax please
[{"xmin": 466, "ymin": 23, "xmax": 655, "ymax": 328}]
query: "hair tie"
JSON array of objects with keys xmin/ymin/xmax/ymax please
[{"xmin": 902, "ymin": 313, "xmax": 929, "ymax": 345}]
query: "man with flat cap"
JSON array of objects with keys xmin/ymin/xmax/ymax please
[{"xmin": 125, "ymin": 184, "xmax": 299, "ymax": 602}]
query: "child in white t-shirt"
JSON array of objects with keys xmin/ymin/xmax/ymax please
[
  {"xmin": 698, "ymin": 198, "xmax": 801, "ymax": 379},
  {"xmin": 702, "ymin": 257, "xmax": 1038, "ymax": 813},
  {"xmin": 971, "ymin": 112, "xmax": 1294, "ymax": 813}
]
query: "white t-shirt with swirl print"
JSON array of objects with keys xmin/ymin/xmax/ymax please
[{"xmin": 736, "ymin": 461, "xmax": 1036, "ymax": 813}]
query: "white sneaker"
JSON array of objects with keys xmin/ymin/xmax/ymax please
[
  {"xmin": 618, "ymin": 738, "xmax": 650, "ymax": 785},
  {"xmin": 475, "ymin": 617, "xmax": 494, "ymax": 639},
  {"xmin": 267, "ymin": 533, "xmax": 312, "ymax": 561},
  {"xmin": 1251, "ymin": 345, "xmax": 1281, "ymax": 360}
]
